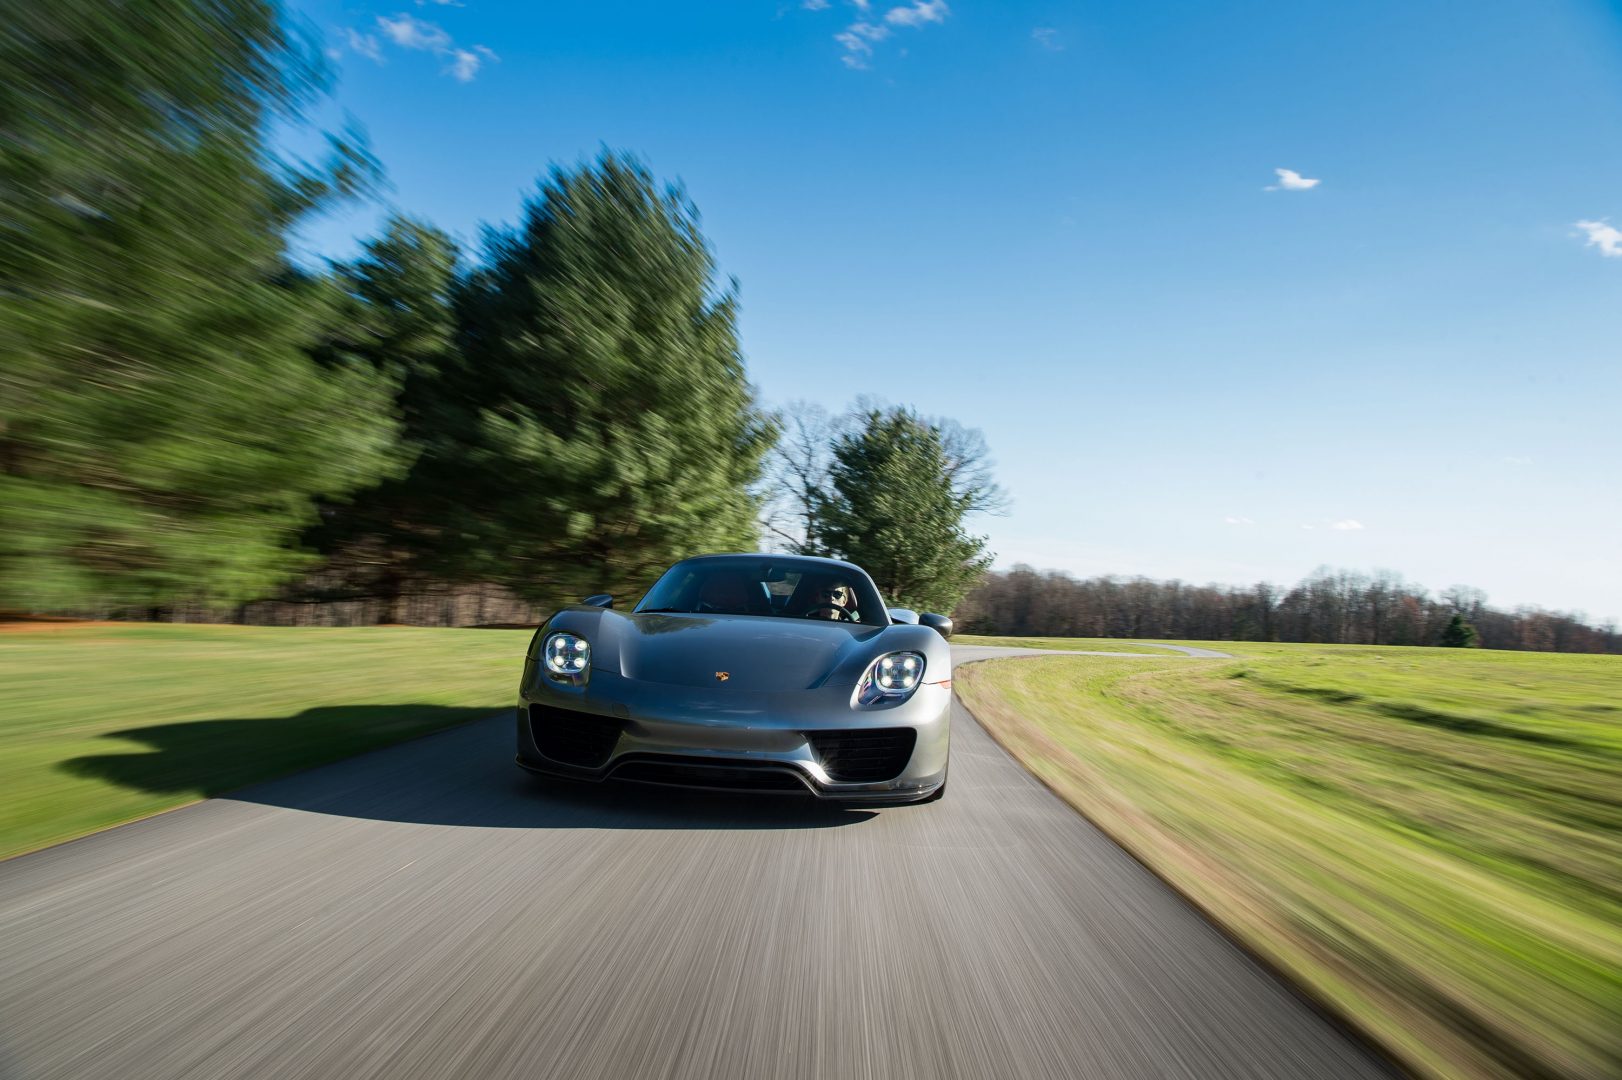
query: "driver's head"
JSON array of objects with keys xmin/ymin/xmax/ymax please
[{"xmin": 809, "ymin": 580, "xmax": 851, "ymax": 618}]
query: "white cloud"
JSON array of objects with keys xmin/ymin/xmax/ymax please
[
  {"xmin": 1224, "ymin": 516, "xmax": 1254, "ymax": 526},
  {"xmin": 344, "ymin": 28, "xmax": 384, "ymax": 63},
  {"xmin": 835, "ymin": 20, "xmax": 890, "ymax": 67},
  {"xmin": 1575, "ymin": 219, "xmax": 1622, "ymax": 257},
  {"xmin": 371, "ymin": 13, "xmax": 494, "ymax": 81},
  {"xmin": 417, "ymin": 0, "xmax": 464, "ymax": 5},
  {"xmin": 1330, "ymin": 519, "xmax": 1365, "ymax": 531},
  {"xmin": 446, "ymin": 45, "xmax": 498, "ymax": 81},
  {"xmin": 377, "ymin": 14, "xmax": 452, "ymax": 51},
  {"xmin": 802, "ymin": 0, "xmax": 830, "ymax": 8},
  {"xmin": 1503, "ymin": 455, "xmax": 1533, "ymax": 465},
  {"xmin": 885, "ymin": 0, "xmax": 948, "ymax": 27},
  {"xmin": 1265, "ymin": 167, "xmax": 1320, "ymax": 192},
  {"xmin": 1032, "ymin": 27, "xmax": 1062, "ymax": 51},
  {"xmin": 836, "ymin": 1, "xmax": 944, "ymax": 68}
]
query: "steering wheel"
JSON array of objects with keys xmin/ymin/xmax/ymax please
[{"xmin": 803, "ymin": 603, "xmax": 855, "ymax": 622}]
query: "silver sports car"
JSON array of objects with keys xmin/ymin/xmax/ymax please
[{"xmin": 516, "ymin": 553, "xmax": 953, "ymax": 802}]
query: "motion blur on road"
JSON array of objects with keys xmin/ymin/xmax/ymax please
[{"xmin": 0, "ymin": 645, "xmax": 1389, "ymax": 1080}]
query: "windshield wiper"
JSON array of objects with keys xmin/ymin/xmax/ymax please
[{"xmin": 636, "ymin": 607, "xmax": 691, "ymax": 614}]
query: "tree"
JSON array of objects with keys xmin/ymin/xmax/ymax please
[
  {"xmin": 1439, "ymin": 613, "xmax": 1480, "ymax": 648},
  {"xmin": 809, "ymin": 407, "xmax": 992, "ymax": 613},
  {"xmin": 0, "ymin": 0, "xmax": 398, "ymax": 613},
  {"xmin": 443, "ymin": 151, "xmax": 775, "ymax": 601},
  {"xmin": 761, "ymin": 398, "xmax": 1006, "ymax": 554},
  {"xmin": 303, "ymin": 216, "xmax": 465, "ymax": 619},
  {"xmin": 760, "ymin": 401, "xmax": 842, "ymax": 553}
]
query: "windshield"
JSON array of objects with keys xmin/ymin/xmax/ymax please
[{"xmin": 635, "ymin": 557, "xmax": 888, "ymax": 626}]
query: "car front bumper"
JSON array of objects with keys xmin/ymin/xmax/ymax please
[{"xmin": 515, "ymin": 668, "xmax": 950, "ymax": 802}]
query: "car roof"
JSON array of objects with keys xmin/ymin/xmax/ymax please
[{"xmin": 677, "ymin": 552, "xmax": 870, "ymax": 575}]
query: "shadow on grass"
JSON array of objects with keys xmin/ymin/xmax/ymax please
[{"xmin": 61, "ymin": 705, "xmax": 876, "ymax": 831}]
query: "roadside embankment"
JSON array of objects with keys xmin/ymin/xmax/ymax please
[{"xmin": 955, "ymin": 642, "xmax": 1622, "ymax": 1080}]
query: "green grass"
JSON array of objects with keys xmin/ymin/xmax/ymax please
[
  {"xmin": 955, "ymin": 641, "xmax": 1622, "ymax": 1080},
  {"xmin": 0, "ymin": 623, "xmax": 529, "ymax": 860},
  {"xmin": 954, "ymin": 634, "xmax": 1180, "ymax": 653}
]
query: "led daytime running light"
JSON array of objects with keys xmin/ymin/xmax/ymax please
[
  {"xmin": 542, "ymin": 632, "xmax": 590, "ymax": 677},
  {"xmin": 862, "ymin": 651, "xmax": 925, "ymax": 702}
]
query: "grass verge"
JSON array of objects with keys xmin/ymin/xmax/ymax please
[
  {"xmin": 0, "ymin": 623, "xmax": 529, "ymax": 860},
  {"xmin": 953, "ymin": 634, "xmax": 1179, "ymax": 653},
  {"xmin": 954, "ymin": 643, "xmax": 1622, "ymax": 1080}
]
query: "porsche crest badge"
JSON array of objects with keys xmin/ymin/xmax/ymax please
[{"xmin": 714, "ymin": 671, "xmax": 730, "ymax": 682}]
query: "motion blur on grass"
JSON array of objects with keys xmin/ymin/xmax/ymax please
[
  {"xmin": 956, "ymin": 642, "xmax": 1622, "ymax": 1080},
  {"xmin": 0, "ymin": 622, "xmax": 526, "ymax": 860}
]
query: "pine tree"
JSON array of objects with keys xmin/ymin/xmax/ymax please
[
  {"xmin": 809, "ymin": 408, "xmax": 992, "ymax": 614},
  {"xmin": 1440, "ymin": 613, "xmax": 1480, "ymax": 648},
  {"xmin": 0, "ymin": 0, "xmax": 397, "ymax": 612},
  {"xmin": 446, "ymin": 152, "xmax": 774, "ymax": 601},
  {"xmin": 304, "ymin": 216, "xmax": 465, "ymax": 617}
]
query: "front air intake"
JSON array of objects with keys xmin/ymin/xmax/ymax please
[
  {"xmin": 611, "ymin": 757, "xmax": 811, "ymax": 793},
  {"xmin": 528, "ymin": 704, "xmax": 623, "ymax": 768},
  {"xmin": 805, "ymin": 727, "xmax": 917, "ymax": 783}
]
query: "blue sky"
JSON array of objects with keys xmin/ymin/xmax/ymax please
[{"xmin": 283, "ymin": 0, "xmax": 1622, "ymax": 623}]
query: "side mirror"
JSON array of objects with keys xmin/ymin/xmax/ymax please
[
  {"xmin": 887, "ymin": 607, "xmax": 919, "ymax": 625},
  {"xmin": 919, "ymin": 613, "xmax": 953, "ymax": 638},
  {"xmin": 582, "ymin": 594, "xmax": 613, "ymax": 609}
]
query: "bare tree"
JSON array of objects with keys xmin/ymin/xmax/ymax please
[
  {"xmin": 758, "ymin": 401, "xmax": 842, "ymax": 553},
  {"xmin": 758, "ymin": 398, "xmax": 1009, "ymax": 551}
]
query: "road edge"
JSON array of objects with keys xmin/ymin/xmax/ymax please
[{"xmin": 950, "ymin": 655, "xmax": 1417, "ymax": 1080}]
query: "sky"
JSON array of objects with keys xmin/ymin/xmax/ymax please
[{"xmin": 282, "ymin": 0, "xmax": 1622, "ymax": 624}]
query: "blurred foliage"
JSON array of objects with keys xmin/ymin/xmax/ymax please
[
  {"xmin": 808, "ymin": 407, "xmax": 991, "ymax": 613},
  {"xmin": 436, "ymin": 152, "xmax": 775, "ymax": 602},
  {"xmin": 960, "ymin": 567, "xmax": 1619, "ymax": 653},
  {"xmin": 0, "ymin": 0, "xmax": 397, "ymax": 611},
  {"xmin": 1440, "ymin": 612, "xmax": 1480, "ymax": 648},
  {"xmin": 0, "ymin": 3, "xmax": 775, "ymax": 614}
]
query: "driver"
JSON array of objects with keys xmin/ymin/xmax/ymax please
[{"xmin": 806, "ymin": 580, "xmax": 857, "ymax": 622}]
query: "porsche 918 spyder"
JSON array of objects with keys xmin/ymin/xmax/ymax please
[{"xmin": 516, "ymin": 553, "xmax": 953, "ymax": 802}]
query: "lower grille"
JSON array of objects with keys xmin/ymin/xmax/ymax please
[
  {"xmin": 806, "ymin": 727, "xmax": 917, "ymax": 783},
  {"xmin": 529, "ymin": 704, "xmax": 623, "ymax": 768},
  {"xmin": 612, "ymin": 757, "xmax": 810, "ymax": 793}
]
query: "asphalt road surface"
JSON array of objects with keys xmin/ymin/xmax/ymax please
[{"xmin": 0, "ymin": 646, "xmax": 1391, "ymax": 1080}]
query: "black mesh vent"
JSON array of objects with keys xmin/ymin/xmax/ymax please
[
  {"xmin": 529, "ymin": 704, "xmax": 623, "ymax": 768},
  {"xmin": 612, "ymin": 757, "xmax": 810, "ymax": 792},
  {"xmin": 806, "ymin": 727, "xmax": 917, "ymax": 783}
]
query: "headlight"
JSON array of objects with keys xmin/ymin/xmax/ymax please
[
  {"xmin": 859, "ymin": 651, "xmax": 925, "ymax": 703},
  {"xmin": 542, "ymin": 632, "xmax": 591, "ymax": 677}
]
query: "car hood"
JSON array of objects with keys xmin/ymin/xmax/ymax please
[{"xmin": 610, "ymin": 612, "xmax": 886, "ymax": 691}]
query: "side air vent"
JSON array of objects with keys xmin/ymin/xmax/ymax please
[
  {"xmin": 805, "ymin": 727, "xmax": 917, "ymax": 783},
  {"xmin": 529, "ymin": 704, "xmax": 624, "ymax": 768}
]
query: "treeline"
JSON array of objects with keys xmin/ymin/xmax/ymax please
[
  {"xmin": 0, "ymin": 1, "xmax": 993, "ymax": 623},
  {"xmin": 958, "ymin": 567, "xmax": 1622, "ymax": 654},
  {"xmin": 0, "ymin": 2, "xmax": 763, "ymax": 617}
]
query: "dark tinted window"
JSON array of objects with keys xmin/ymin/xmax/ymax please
[{"xmin": 635, "ymin": 557, "xmax": 887, "ymax": 626}]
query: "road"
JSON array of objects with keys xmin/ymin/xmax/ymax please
[{"xmin": 0, "ymin": 645, "xmax": 1390, "ymax": 1080}]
